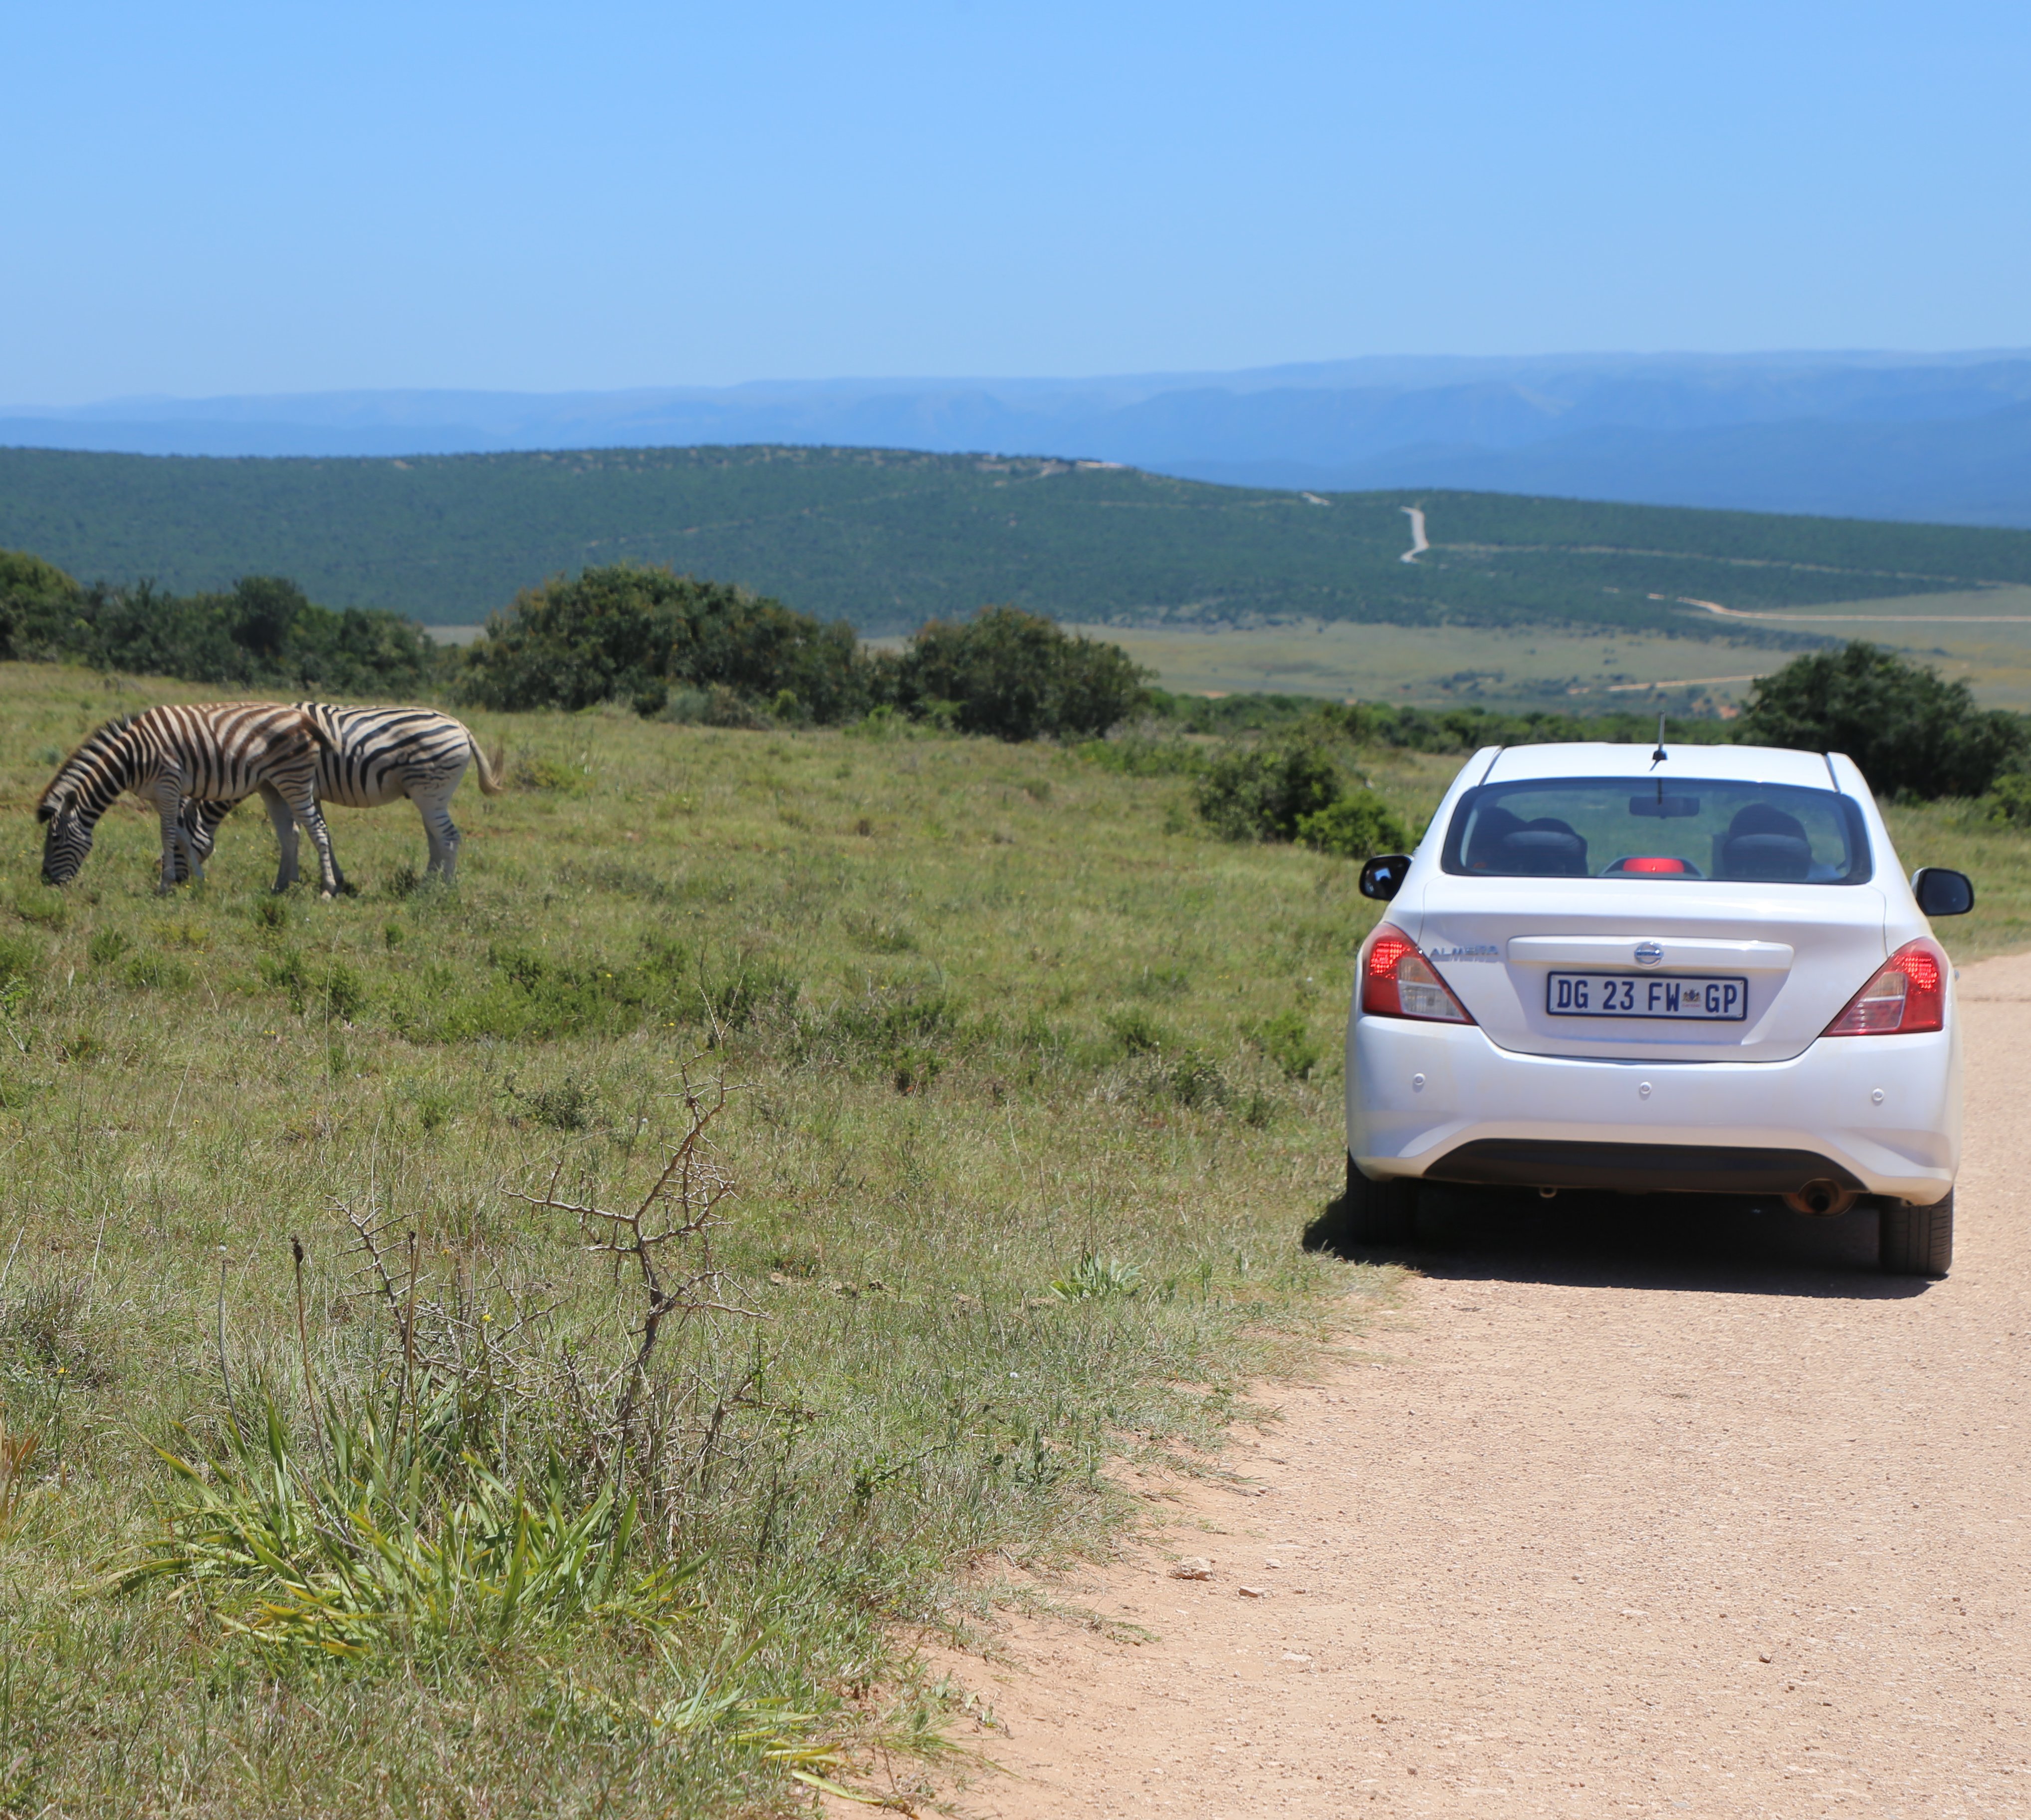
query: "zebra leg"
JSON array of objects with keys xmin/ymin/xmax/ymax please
[
  {"xmin": 259, "ymin": 782, "xmax": 301, "ymax": 892},
  {"xmin": 291, "ymin": 797, "xmax": 345, "ymax": 898},
  {"xmin": 154, "ymin": 785, "xmax": 197, "ymax": 891},
  {"xmin": 414, "ymin": 788, "xmax": 462, "ymax": 881}
]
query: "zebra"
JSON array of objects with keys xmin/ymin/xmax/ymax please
[
  {"xmin": 178, "ymin": 704, "xmax": 504, "ymax": 892},
  {"xmin": 38, "ymin": 702, "xmax": 343, "ymax": 894}
]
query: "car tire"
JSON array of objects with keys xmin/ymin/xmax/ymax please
[
  {"xmin": 1879, "ymin": 1191, "xmax": 1953, "ymax": 1277},
  {"xmin": 1339, "ymin": 1153, "xmax": 1420, "ymax": 1246}
]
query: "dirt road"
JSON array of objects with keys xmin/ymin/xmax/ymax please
[{"xmin": 948, "ymin": 951, "xmax": 2031, "ymax": 1818}]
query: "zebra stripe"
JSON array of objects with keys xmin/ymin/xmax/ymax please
[
  {"xmin": 37, "ymin": 702, "xmax": 343, "ymax": 894},
  {"xmin": 181, "ymin": 704, "xmax": 503, "ymax": 890}
]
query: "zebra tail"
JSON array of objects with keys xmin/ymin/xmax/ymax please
[
  {"xmin": 302, "ymin": 709, "xmax": 338, "ymax": 756},
  {"xmin": 470, "ymin": 731, "xmax": 507, "ymax": 795}
]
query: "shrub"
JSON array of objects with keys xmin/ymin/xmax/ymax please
[
  {"xmin": 2, "ymin": 564, "xmax": 434, "ymax": 694},
  {"xmin": 1737, "ymin": 641, "xmax": 2028, "ymax": 800},
  {"xmin": 1193, "ymin": 741, "xmax": 1343, "ymax": 842},
  {"xmin": 1251, "ymin": 1008, "xmax": 1324, "ymax": 1080},
  {"xmin": 1294, "ymin": 789, "xmax": 1413, "ymax": 859},
  {"xmin": 893, "ymin": 606, "xmax": 1147, "ymax": 741},
  {"xmin": 0, "ymin": 550, "xmax": 85, "ymax": 661},
  {"xmin": 513, "ymin": 756, "xmax": 589, "ymax": 794},
  {"xmin": 457, "ymin": 564, "xmax": 873, "ymax": 722},
  {"xmin": 702, "ymin": 683, "xmax": 772, "ymax": 730},
  {"xmin": 1076, "ymin": 732, "xmax": 1206, "ymax": 777},
  {"xmin": 1103, "ymin": 1007, "xmax": 1171, "ymax": 1056},
  {"xmin": 1985, "ymin": 770, "xmax": 2031, "ymax": 827},
  {"xmin": 1162, "ymin": 1050, "xmax": 1228, "ymax": 1109},
  {"xmin": 504, "ymin": 1076, "xmax": 594, "ymax": 1131},
  {"xmin": 323, "ymin": 961, "xmax": 368, "ymax": 1022}
]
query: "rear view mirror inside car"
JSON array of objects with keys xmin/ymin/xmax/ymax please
[{"xmin": 1628, "ymin": 793, "xmax": 1701, "ymax": 818}]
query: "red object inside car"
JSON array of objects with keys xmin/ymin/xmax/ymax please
[{"xmin": 1621, "ymin": 857, "xmax": 1691, "ymax": 874}]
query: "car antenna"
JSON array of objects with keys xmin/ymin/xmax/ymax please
[{"xmin": 1650, "ymin": 713, "xmax": 1668, "ymax": 766}]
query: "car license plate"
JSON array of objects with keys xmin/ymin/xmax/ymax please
[{"xmin": 1546, "ymin": 972, "xmax": 1748, "ymax": 1021}]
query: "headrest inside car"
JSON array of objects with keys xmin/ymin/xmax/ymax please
[
  {"xmin": 1469, "ymin": 809, "xmax": 1589, "ymax": 876},
  {"xmin": 1719, "ymin": 804, "xmax": 1811, "ymax": 882}
]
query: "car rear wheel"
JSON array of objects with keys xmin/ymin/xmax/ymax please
[
  {"xmin": 1880, "ymin": 1191, "xmax": 1953, "ymax": 1277},
  {"xmin": 1339, "ymin": 1153, "xmax": 1420, "ymax": 1246}
]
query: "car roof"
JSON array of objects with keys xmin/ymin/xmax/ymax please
[{"xmin": 1479, "ymin": 741, "xmax": 1841, "ymax": 789}]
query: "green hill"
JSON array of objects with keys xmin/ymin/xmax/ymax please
[{"xmin": 8, "ymin": 443, "xmax": 2031, "ymax": 637}]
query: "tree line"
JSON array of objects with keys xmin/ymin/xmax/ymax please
[
  {"xmin": 5, "ymin": 545, "xmax": 2029, "ymax": 822},
  {"xmin": 0, "ymin": 551, "xmax": 1144, "ymax": 742}
]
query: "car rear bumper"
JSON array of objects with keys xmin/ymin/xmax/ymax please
[{"xmin": 1346, "ymin": 1010, "xmax": 1960, "ymax": 1204}]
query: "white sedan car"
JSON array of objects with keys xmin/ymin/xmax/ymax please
[{"xmin": 1343, "ymin": 740, "xmax": 1974, "ymax": 1275}]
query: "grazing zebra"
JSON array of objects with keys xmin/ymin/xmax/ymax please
[
  {"xmin": 38, "ymin": 702, "xmax": 342, "ymax": 894},
  {"xmin": 179, "ymin": 703, "xmax": 504, "ymax": 892}
]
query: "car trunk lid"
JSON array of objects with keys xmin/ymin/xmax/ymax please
[{"xmin": 1412, "ymin": 878, "xmax": 1889, "ymax": 1063}]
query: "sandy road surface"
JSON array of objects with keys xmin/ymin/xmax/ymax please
[{"xmin": 944, "ymin": 951, "xmax": 2031, "ymax": 1819}]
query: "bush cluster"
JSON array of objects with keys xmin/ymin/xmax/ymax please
[
  {"xmin": 1192, "ymin": 739, "xmax": 1413, "ymax": 856},
  {"xmin": 1, "ymin": 553, "xmax": 434, "ymax": 695},
  {"xmin": 1145, "ymin": 689, "xmax": 1741, "ymax": 751},
  {"xmin": 1736, "ymin": 641, "xmax": 2027, "ymax": 800},
  {"xmin": 455, "ymin": 566, "xmax": 871, "ymax": 722},
  {"xmin": 888, "ymin": 605, "xmax": 1145, "ymax": 740},
  {"xmin": 1161, "ymin": 642, "xmax": 2031, "ymax": 807},
  {"xmin": 455, "ymin": 568, "xmax": 1148, "ymax": 741}
]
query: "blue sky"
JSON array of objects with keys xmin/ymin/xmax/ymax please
[{"xmin": 5, "ymin": 1, "xmax": 2027, "ymax": 402}]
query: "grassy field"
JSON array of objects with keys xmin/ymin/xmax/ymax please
[
  {"xmin": 0, "ymin": 661, "xmax": 1437, "ymax": 1817},
  {"xmin": 0, "ymin": 660, "xmax": 2020, "ymax": 1818},
  {"xmin": 1696, "ymin": 585, "xmax": 2031, "ymax": 709},
  {"xmin": 1067, "ymin": 585, "xmax": 2031, "ymax": 713},
  {"xmin": 1065, "ymin": 620, "xmax": 1778, "ymax": 714}
]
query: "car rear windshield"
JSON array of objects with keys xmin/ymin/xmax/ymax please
[{"xmin": 1441, "ymin": 777, "xmax": 1872, "ymax": 884}]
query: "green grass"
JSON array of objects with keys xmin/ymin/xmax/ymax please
[
  {"xmin": 10, "ymin": 446, "xmax": 2031, "ymax": 636},
  {"xmin": 1877, "ymin": 797, "xmax": 2031, "ymax": 963},
  {"xmin": 1068, "ymin": 618, "xmax": 1785, "ymax": 715},
  {"xmin": 0, "ymin": 660, "xmax": 1423, "ymax": 1816}
]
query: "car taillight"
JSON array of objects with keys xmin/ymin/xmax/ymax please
[
  {"xmin": 1361, "ymin": 923, "xmax": 1474, "ymax": 1023},
  {"xmin": 1822, "ymin": 939, "xmax": 1948, "ymax": 1036}
]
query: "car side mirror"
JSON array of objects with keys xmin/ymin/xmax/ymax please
[
  {"xmin": 1912, "ymin": 867, "xmax": 1975, "ymax": 917},
  {"xmin": 1359, "ymin": 854, "xmax": 1411, "ymax": 902}
]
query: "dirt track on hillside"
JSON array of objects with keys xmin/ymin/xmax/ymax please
[{"xmin": 935, "ymin": 950, "xmax": 2031, "ymax": 1819}]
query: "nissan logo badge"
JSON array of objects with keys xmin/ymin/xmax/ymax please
[{"xmin": 1634, "ymin": 941, "xmax": 1664, "ymax": 966}]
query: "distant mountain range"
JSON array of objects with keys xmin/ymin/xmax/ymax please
[{"xmin": 8, "ymin": 351, "xmax": 2031, "ymax": 526}]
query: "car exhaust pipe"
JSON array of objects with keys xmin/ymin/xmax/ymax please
[{"xmin": 1784, "ymin": 1179, "xmax": 1859, "ymax": 1219}]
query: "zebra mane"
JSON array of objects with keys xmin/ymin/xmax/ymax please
[{"xmin": 37, "ymin": 711, "xmax": 141, "ymax": 814}]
